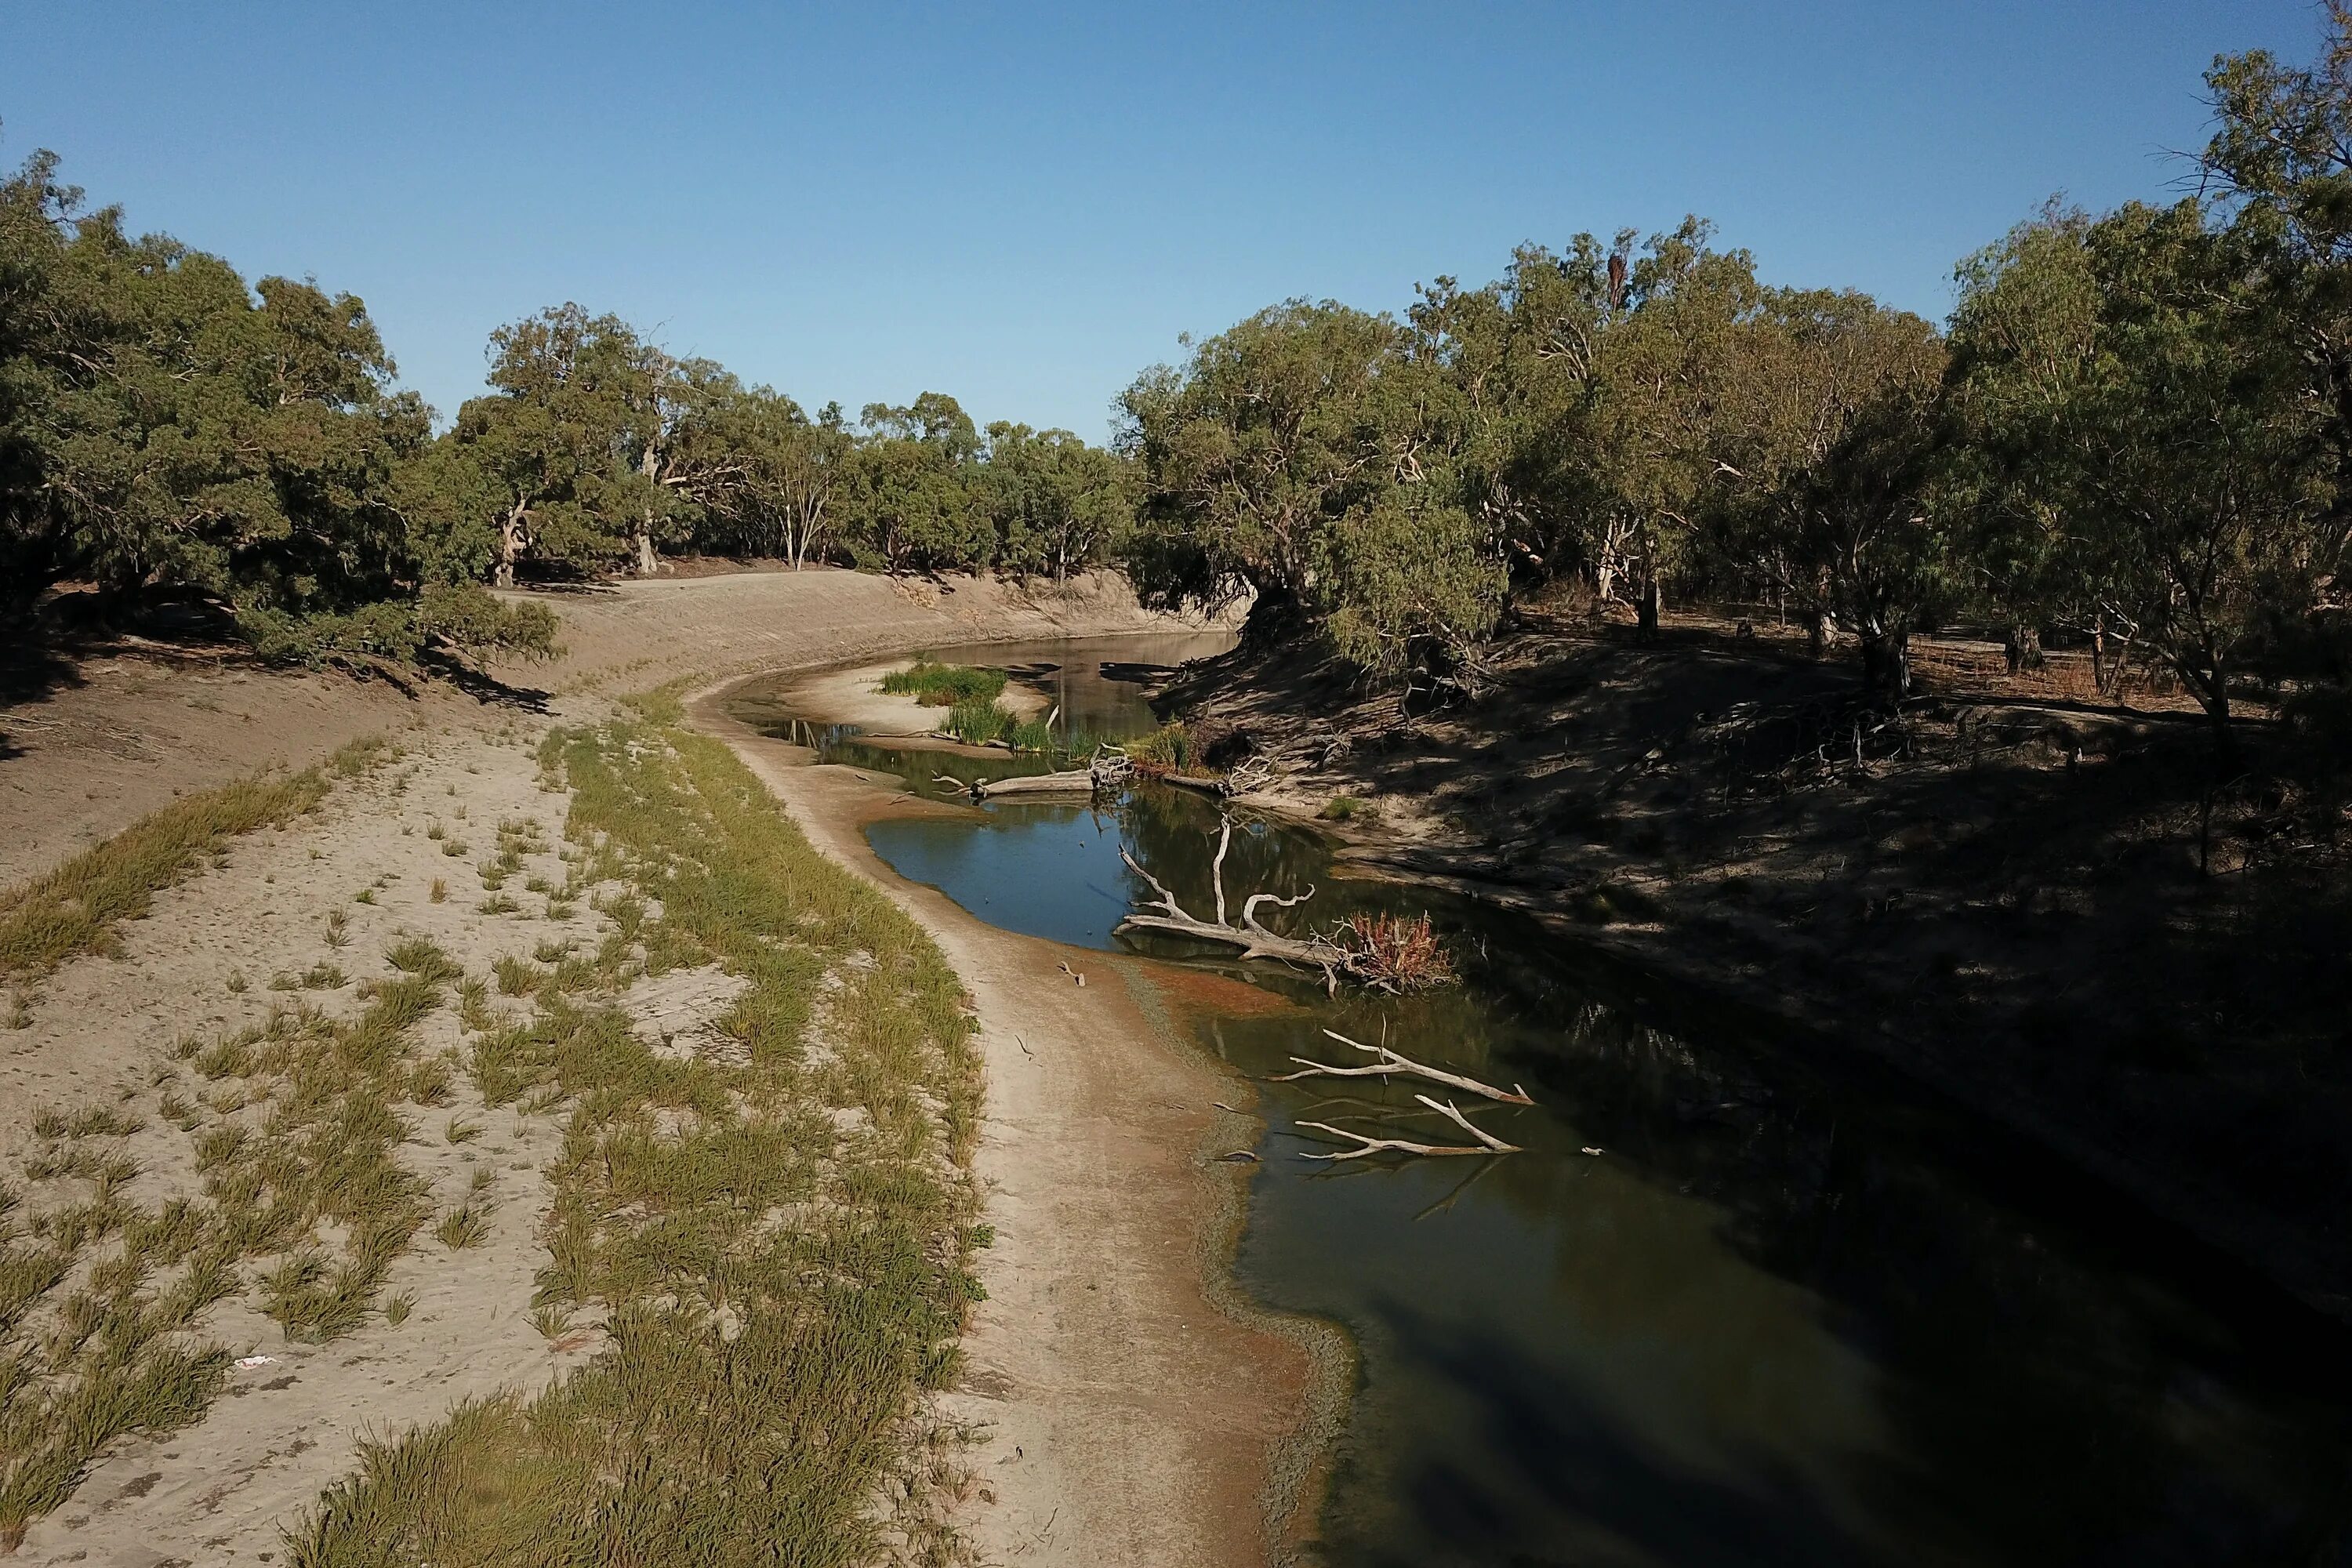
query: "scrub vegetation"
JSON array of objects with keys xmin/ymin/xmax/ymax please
[
  {"xmin": 289, "ymin": 698, "xmax": 985, "ymax": 1565},
  {"xmin": 880, "ymin": 660, "xmax": 1009, "ymax": 707},
  {"xmin": 0, "ymin": 934, "xmax": 459, "ymax": 1543}
]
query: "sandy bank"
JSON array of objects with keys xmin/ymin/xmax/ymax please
[
  {"xmin": 693, "ymin": 685, "xmax": 1318, "ymax": 1567},
  {"xmin": 1, "ymin": 568, "xmax": 1302, "ymax": 1564},
  {"xmin": 1, "ymin": 568, "xmax": 1167, "ymax": 888}
]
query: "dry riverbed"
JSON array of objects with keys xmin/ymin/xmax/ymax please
[{"xmin": 1, "ymin": 570, "xmax": 1294, "ymax": 1566}]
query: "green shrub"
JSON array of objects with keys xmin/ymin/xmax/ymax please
[
  {"xmin": 880, "ymin": 660, "xmax": 1007, "ymax": 706},
  {"xmin": 944, "ymin": 699, "xmax": 1012, "ymax": 746}
]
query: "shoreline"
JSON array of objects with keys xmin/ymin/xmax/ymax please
[{"xmin": 691, "ymin": 672, "xmax": 1328, "ymax": 1566}]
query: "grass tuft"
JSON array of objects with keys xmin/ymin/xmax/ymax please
[
  {"xmin": 879, "ymin": 659, "xmax": 1007, "ymax": 706},
  {"xmin": 0, "ymin": 771, "xmax": 329, "ymax": 982}
]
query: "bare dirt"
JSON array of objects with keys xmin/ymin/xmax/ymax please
[{"xmin": 2, "ymin": 568, "xmax": 1294, "ymax": 1566}]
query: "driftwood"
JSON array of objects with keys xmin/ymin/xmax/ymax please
[
  {"xmin": 1114, "ymin": 816, "xmax": 1338, "ymax": 981},
  {"xmin": 1272, "ymin": 1029, "xmax": 1533, "ymax": 1105},
  {"xmin": 938, "ymin": 746, "xmax": 1134, "ymax": 803},
  {"xmin": 1298, "ymin": 1094, "xmax": 1523, "ymax": 1160},
  {"xmin": 1160, "ymin": 755, "xmax": 1276, "ymax": 798}
]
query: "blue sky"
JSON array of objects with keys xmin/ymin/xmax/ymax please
[{"xmin": 2, "ymin": 2, "xmax": 2320, "ymax": 441}]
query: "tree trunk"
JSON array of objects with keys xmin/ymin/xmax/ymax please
[
  {"xmin": 496, "ymin": 503, "xmax": 527, "ymax": 590},
  {"xmin": 1859, "ymin": 627, "xmax": 1911, "ymax": 708},
  {"xmin": 1633, "ymin": 521, "xmax": 1660, "ymax": 637},
  {"xmin": 637, "ymin": 447, "xmax": 661, "ymax": 577},
  {"xmin": 2003, "ymin": 622, "xmax": 2043, "ymax": 675},
  {"xmin": 2200, "ymin": 657, "xmax": 2231, "ymax": 746}
]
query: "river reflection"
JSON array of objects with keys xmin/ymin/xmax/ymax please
[{"xmin": 733, "ymin": 637, "xmax": 2352, "ymax": 1568}]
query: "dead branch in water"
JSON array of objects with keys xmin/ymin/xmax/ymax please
[
  {"xmin": 1114, "ymin": 815, "xmax": 1341, "ymax": 984},
  {"xmin": 938, "ymin": 746, "xmax": 1135, "ymax": 803},
  {"xmin": 1298, "ymin": 1095, "xmax": 1522, "ymax": 1160},
  {"xmin": 1271, "ymin": 1029, "xmax": 1533, "ymax": 1105}
]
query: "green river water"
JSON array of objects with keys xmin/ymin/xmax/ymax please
[{"xmin": 730, "ymin": 633, "xmax": 2352, "ymax": 1568}]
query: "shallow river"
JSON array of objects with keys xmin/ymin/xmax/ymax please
[{"xmin": 731, "ymin": 633, "xmax": 2352, "ymax": 1568}]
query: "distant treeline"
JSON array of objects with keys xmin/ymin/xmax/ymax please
[
  {"xmin": 8, "ymin": 13, "xmax": 2352, "ymax": 721},
  {"xmin": 1119, "ymin": 14, "xmax": 2352, "ymax": 735},
  {"xmin": 0, "ymin": 174, "xmax": 1131, "ymax": 666}
]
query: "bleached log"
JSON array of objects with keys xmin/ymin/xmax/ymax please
[
  {"xmin": 1113, "ymin": 826, "xmax": 1339, "ymax": 978},
  {"xmin": 1294, "ymin": 1095, "xmax": 1520, "ymax": 1161},
  {"xmin": 975, "ymin": 769, "xmax": 1097, "ymax": 797},
  {"xmin": 1269, "ymin": 1029, "xmax": 1534, "ymax": 1105}
]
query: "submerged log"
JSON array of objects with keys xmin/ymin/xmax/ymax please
[
  {"xmin": 938, "ymin": 746, "xmax": 1135, "ymax": 803},
  {"xmin": 1272, "ymin": 1029, "xmax": 1533, "ymax": 1105},
  {"xmin": 1298, "ymin": 1094, "xmax": 1523, "ymax": 1160}
]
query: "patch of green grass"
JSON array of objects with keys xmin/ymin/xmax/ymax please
[
  {"xmin": 1123, "ymin": 719, "xmax": 1195, "ymax": 774},
  {"xmin": 943, "ymin": 696, "xmax": 1012, "ymax": 746},
  {"xmin": 385, "ymin": 937, "xmax": 461, "ymax": 983},
  {"xmin": 1319, "ymin": 794, "xmax": 1376, "ymax": 822},
  {"xmin": 31, "ymin": 1106, "xmax": 143, "ymax": 1141},
  {"xmin": 0, "ymin": 770, "xmax": 330, "ymax": 983},
  {"xmin": 880, "ymin": 659, "xmax": 1008, "ymax": 706}
]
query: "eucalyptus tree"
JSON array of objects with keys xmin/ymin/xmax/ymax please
[
  {"xmin": 1721, "ymin": 288, "xmax": 1950, "ymax": 688},
  {"xmin": 980, "ymin": 422, "xmax": 1131, "ymax": 581},
  {"xmin": 450, "ymin": 303, "xmax": 655, "ymax": 586},
  {"xmin": 1951, "ymin": 200, "xmax": 2333, "ymax": 736},
  {"xmin": 2204, "ymin": 2, "xmax": 2352, "ymax": 549},
  {"xmin": 0, "ymin": 158, "xmax": 430, "ymax": 623},
  {"xmin": 837, "ymin": 393, "xmax": 990, "ymax": 573},
  {"xmin": 1405, "ymin": 236, "xmax": 1623, "ymax": 598},
  {"xmin": 1585, "ymin": 219, "xmax": 1774, "ymax": 635},
  {"xmin": 1120, "ymin": 302, "xmax": 1407, "ymax": 632},
  {"xmin": 678, "ymin": 390, "xmax": 848, "ymax": 568}
]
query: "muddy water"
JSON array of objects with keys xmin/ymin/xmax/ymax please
[{"xmin": 733, "ymin": 636, "xmax": 2352, "ymax": 1568}]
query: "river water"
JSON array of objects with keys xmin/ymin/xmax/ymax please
[{"xmin": 730, "ymin": 633, "xmax": 2352, "ymax": 1568}]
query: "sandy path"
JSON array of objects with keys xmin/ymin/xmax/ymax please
[{"xmin": 696, "ymin": 694, "xmax": 1314, "ymax": 1568}]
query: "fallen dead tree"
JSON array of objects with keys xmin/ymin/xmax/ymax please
[
  {"xmin": 938, "ymin": 746, "xmax": 1134, "ymax": 802},
  {"xmin": 1272, "ymin": 1029, "xmax": 1534, "ymax": 1104},
  {"xmin": 1113, "ymin": 815, "xmax": 1465, "ymax": 994},
  {"xmin": 1115, "ymin": 815, "xmax": 1340, "ymax": 982},
  {"xmin": 1298, "ymin": 1094, "xmax": 1523, "ymax": 1160}
]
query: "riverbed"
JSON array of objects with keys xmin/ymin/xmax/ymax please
[{"xmin": 730, "ymin": 633, "xmax": 2352, "ymax": 1567}]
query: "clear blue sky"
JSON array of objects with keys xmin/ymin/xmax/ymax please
[{"xmin": 2, "ymin": 2, "xmax": 2321, "ymax": 441}]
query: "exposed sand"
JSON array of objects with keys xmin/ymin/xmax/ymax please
[
  {"xmin": 779, "ymin": 659, "xmax": 1051, "ymax": 740},
  {"xmin": 692, "ymin": 693, "xmax": 1315, "ymax": 1567},
  {"xmin": 2, "ymin": 568, "xmax": 1298, "ymax": 1566},
  {"xmin": 3, "ymin": 568, "xmax": 1163, "ymax": 889}
]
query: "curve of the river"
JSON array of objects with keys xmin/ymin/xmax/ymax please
[{"xmin": 730, "ymin": 633, "xmax": 2352, "ymax": 1568}]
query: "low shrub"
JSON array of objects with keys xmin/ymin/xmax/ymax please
[{"xmin": 881, "ymin": 660, "xmax": 1007, "ymax": 706}]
